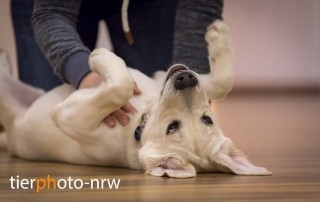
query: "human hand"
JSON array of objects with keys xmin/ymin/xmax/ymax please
[{"xmin": 79, "ymin": 71, "xmax": 142, "ymax": 127}]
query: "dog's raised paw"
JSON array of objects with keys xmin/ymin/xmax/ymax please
[
  {"xmin": 205, "ymin": 20, "xmax": 232, "ymax": 57},
  {"xmin": 206, "ymin": 21, "xmax": 230, "ymax": 40}
]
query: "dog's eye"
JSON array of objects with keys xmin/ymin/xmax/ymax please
[
  {"xmin": 202, "ymin": 115, "xmax": 213, "ymax": 125},
  {"xmin": 167, "ymin": 121, "xmax": 180, "ymax": 134}
]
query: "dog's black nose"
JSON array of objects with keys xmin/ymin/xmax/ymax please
[{"xmin": 174, "ymin": 71, "xmax": 198, "ymax": 90}]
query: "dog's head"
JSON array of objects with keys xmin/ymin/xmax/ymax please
[{"xmin": 138, "ymin": 64, "xmax": 271, "ymax": 178}]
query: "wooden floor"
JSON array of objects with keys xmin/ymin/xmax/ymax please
[{"xmin": 0, "ymin": 93, "xmax": 319, "ymax": 201}]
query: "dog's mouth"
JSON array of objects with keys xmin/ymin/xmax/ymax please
[{"xmin": 165, "ymin": 64, "xmax": 189, "ymax": 82}]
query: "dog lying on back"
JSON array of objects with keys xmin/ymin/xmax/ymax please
[{"xmin": 0, "ymin": 21, "xmax": 271, "ymax": 178}]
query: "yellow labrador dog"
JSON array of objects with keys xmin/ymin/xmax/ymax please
[{"xmin": 0, "ymin": 21, "xmax": 271, "ymax": 178}]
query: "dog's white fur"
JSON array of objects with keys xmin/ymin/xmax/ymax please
[{"xmin": 0, "ymin": 21, "xmax": 271, "ymax": 178}]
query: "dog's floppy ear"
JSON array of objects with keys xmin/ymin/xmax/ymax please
[
  {"xmin": 145, "ymin": 157, "xmax": 196, "ymax": 178},
  {"xmin": 213, "ymin": 138, "xmax": 272, "ymax": 175}
]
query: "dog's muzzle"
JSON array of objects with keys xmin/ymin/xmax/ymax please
[{"xmin": 166, "ymin": 65, "xmax": 198, "ymax": 90}]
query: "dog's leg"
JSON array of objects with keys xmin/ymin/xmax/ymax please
[
  {"xmin": 52, "ymin": 49, "xmax": 135, "ymax": 143},
  {"xmin": 201, "ymin": 20, "xmax": 233, "ymax": 100},
  {"xmin": 0, "ymin": 51, "xmax": 44, "ymax": 132}
]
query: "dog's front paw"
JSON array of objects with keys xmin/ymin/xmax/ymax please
[
  {"xmin": 89, "ymin": 49, "xmax": 135, "ymax": 102},
  {"xmin": 205, "ymin": 20, "xmax": 232, "ymax": 57},
  {"xmin": 89, "ymin": 48, "xmax": 126, "ymax": 76}
]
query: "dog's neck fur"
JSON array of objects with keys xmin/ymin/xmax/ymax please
[{"xmin": 123, "ymin": 71, "xmax": 161, "ymax": 169}]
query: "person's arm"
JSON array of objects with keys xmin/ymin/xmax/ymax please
[
  {"xmin": 31, "ymin": 0, "xmax": 90, "ymax": 88},
  {"xmin": 173, "ymin": 0, "xmax": 224, "ymax": 73},
  {"xmin": 31, "ymin": 0, "xmax": 141, "ymax": 127}
]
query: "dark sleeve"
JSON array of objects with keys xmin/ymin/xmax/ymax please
[
  {"xmin": 31, "ymin": 0, "xmax": 91, "ymax": 88},
  {"xmin": 173, "ymin": 0, "xmax": 223, "ymax": 73}
]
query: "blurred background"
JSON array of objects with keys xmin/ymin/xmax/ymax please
[
  {"xmin": 225, "ymin": 0, "xmax": 319, "ymax": 91},
  {"xmin": 0, "ymin": 0, "xmax": 319, "ymax": 159}
]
